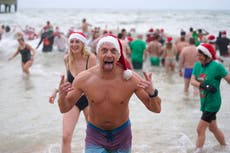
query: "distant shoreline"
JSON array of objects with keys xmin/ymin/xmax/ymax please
[{"xmin": 16, "ymin": 8, "xmax": 230, "ymax": 11}]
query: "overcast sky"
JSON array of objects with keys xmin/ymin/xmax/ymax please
[{"xmin": 19, "ymin": 0, "xmax": 230, "ymax": 10}]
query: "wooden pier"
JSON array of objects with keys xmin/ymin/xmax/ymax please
[{"xmin": 0, "ymin": 0, "xmax": 17, "ymax": 13}]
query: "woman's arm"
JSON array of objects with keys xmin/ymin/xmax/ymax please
[
  {"xmin": 224, "ymin": 74, "xmax": 230, "ymax": 84},
  {"xmin": 8, "ymin": 48, "xmax": 20, "ymax": 60},
  {"xmin": 190, "ymin": 75, "xmax": 200, "ymax": 88}
]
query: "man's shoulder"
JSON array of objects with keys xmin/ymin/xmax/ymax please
[{"xmin": 183, "ymin": 45, "xmax": 195, "ymax": 52}]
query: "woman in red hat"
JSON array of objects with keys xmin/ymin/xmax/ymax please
[
  {"xmin": 191, "ymin": 43, "xmax": 230, "ymax": 153},
  {"xmin": 49, "ymin": 32, "xmax": 97, "ymax": 153}
]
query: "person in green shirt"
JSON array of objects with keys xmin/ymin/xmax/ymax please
[
  {"xmin": 191, "ymin": 43, "xmax": 230, "ymax": 153},
  {"xmin": 130, "ymin": 34, "xmax": 147, "ymax": 70}
]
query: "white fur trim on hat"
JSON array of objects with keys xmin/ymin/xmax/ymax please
[
  {"xmin": 123, "ymin": 69, "xmax": 132, "ymax": 80},
  {"xmin": 96, "ymin": 36, "xmax": 121, "ymax": 57},
  {"xmin": 208, "ymin": 35, "xmax": 216, "ymax": 43},
  {"xmin": 197, "ymin": 45, "xmax": 212, "ymax": 58},
  {"xmin": 68, "ymin": 32, "xmax": 87, "ymax": 44},
  {"xmin": 209, "ymin": 39, "xmax": 216, "ymax": 43}
]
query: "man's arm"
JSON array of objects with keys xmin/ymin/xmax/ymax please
[
  {"xmin": 58, "ymin": 75, "xmax": 83, "ymax": 113},
  {"xmin": 178, "ymin": 50, "xmax": 185, "ymax": 75},
  {"xmin": 135, "ymin": 87, "xmax": 161, "ymax": 113},
  {"xmin": 36, "ymin": 36, "xmax": 43, "ymax": 49},
  {"xmin": 134, "ymin": 72, "xmax": 161, "ymax": 113}
]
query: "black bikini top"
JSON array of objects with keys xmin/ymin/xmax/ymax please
[{"xmin": 67, "ymin": 55, "xmax": 90, "ymax": 83}]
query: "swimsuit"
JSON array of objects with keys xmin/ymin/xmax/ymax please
[
  {"xmin": 165, "ymin": 57, "xmax": 175, "ymax": 64},
  {"xmin": 85, "ymin": 120, "xmax": 132, "ymax": 153},
  {"xmin": 149, "ymin": 56, "xmax": 160, "ymax": 66},
  {"xmin": 19, "ymin": 46, "xmax": 31, "ymax": 63},
  {"xmin": 67, "ymin": 55, "xmax": 90, "ymax": 111},
  {"xmin": 183, "ymin": 68, "xmax": 193, "ymax": 79}
]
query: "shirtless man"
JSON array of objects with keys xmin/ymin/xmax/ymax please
[
  {"xmin": 178, "ymin": 38, "xmax": 198, "ymax": 94},
  {"xmin": 118, "ymin": 33, "xmax": 132, "ymax": 68},
  {"xmin": 175, "ymin": 31, "xmax": 189, "ymax": 61},
  {"xmin": 81, "ymin": 18, "xmax": 92, "ymax": 38},
  {"xmin": 145, "ymin": 34, "xmax": 162, "ymax": 66},
  {"xmin": 58, "ymin": 35, "xmax": 161, "ymax": 153}
]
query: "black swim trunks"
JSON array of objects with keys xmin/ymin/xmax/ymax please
[{"xmin": 201, "ymin": 111, "xmax": 217, "ymax": 123}]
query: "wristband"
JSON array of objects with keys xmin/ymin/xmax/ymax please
[{"xmin": 149, "ymin": 89, "xmax": 158, "ymax": 98}]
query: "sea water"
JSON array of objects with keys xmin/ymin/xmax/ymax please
[{"xmin": 0, "ymin": 8, "xmax": 230, "ymax": 153}]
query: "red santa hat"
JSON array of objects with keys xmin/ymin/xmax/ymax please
[
  {"xmin": 167, "ymin": 36, "xmax": 173, "ymax": 43},
  {"xmin": 68, "ymin": 32, "xmax": 87, "ymax": 44},
  {"xmin": 147, "ymin": 28, "xmax": 154, "ymax": 36},
  {"xmin": 197, "ymin": 43, "xmax": 216, "ymax": 59},
  {"xmin": 208, "ymin": 35, "xmax": 216, "ymax": 43},
  {"xmin": 221, "ymin": 30, "xmax": 227, "ymax": 37},
  {"xmin": 148, "ymin": 28, "xmax": 154, "ymax": 33},
  {"xmin": 103, "ymin": 30, "xmax": 108, "ymax": 35},
  {"xmin": 96, "ymin": 35, "xmax": 132, "ymax": 80}
]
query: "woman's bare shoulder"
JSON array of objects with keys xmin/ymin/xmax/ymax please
[
  {"xmin": 72, "ymin": 66, "xmax": 98, "ymax": 88},
  {"xmin": 77, "ymin": 66, "xmax": 98, "ymax": 79},
  {"xmin": 89, "ymin": 52, "xmax": 97, "ymax": 62}
]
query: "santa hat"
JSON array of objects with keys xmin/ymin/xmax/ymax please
[
  {"xmin": 208, "ymin": 35, "xmax": 216, "ymax": 43},
  {"xmin": 148, "ymin": 28, "xmax": 154, "ymax": 34},
  {"xmin": 103, "ymin": 30, "xmax": 108, "ymax": 35},
  {"xmin": 197, "ymin": 43, "xmax": 216, "ymax": 59},
  {"xmin": 146, "ymin": 28, "xmax": 154, "ymax": 36},
  {"xmin": 96, "ymin": 35, "xmax": 132, "ymax": 80},
  {"xmin": 221, "ymin": 31, "xmax": 227, "ymax": 37},
  {"xmin": 167, "ymin": 36, "xmax": 173, "ymax": 43},
  {"xmin": 68, "ymin": 32, "xmax": 87, "ymax": 44}
]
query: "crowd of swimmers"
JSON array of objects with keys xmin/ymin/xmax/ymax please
[
  {"xmin": 2, "ymin": 19, "xmax": 230, "ymax": 153},
  {"xmin": 3, "ymin": 20, "xmax": 230, "ymax": 76}
]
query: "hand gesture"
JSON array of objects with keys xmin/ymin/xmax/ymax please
[
  {"xmin": 137, "ymin": 72, "xmax": 154, "ymax": 95},
  {"xmin": 58, "ymin": 75, "xmax": 72, "ymax": 98}
]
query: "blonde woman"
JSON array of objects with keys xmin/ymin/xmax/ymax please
[{"xmin": 49, "ymin": 32, "xmax": 97, "ymax": 153}]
